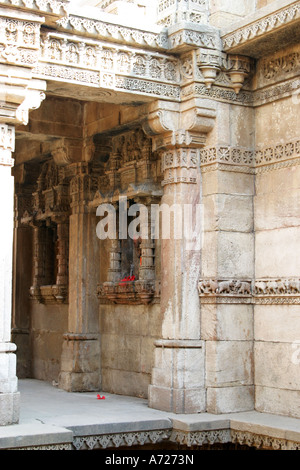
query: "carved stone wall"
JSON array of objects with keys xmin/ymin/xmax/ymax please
[
  {"xmin": 6, "ymin": 0, "xmax": 300, "ymax": 422},
  {"xmin": 253, "ymin": 73, "xmax": 300, "ymax": 417}
]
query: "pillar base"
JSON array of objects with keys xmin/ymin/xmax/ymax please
[
  {"xmin": 11, "ymin": 330, "xmax": 31, "ymax": 378},
  {"xmin": 207, "ymin": 386, "xmax": 254, "ymax": 414},
  {"xmin": 148, "ymin": 339, "xmax": 206, "ymax": 414},
  {"xmin": 149, "ymin": 384, "xmax": 206, "ymax": 414},
  {"xmin": 0, "ymin": 392, "xmax": 20, "ymax": 426},
  {"xmin": 59, "ymin": 334, "xmax": 101, "ymax": 392}
]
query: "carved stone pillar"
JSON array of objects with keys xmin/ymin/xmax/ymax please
[
  {"xmin": 30, "ymin": 223, "xmax": 49, "ymax": 298},
  {"xmin": 0, "ymin": 1, "xmax": 62, "ymax": 425},
  {"xmin": 55, "ymin": 217, "xmax": 69, "ymax": 287},
  {"xmin": 59, "ymin": 163, "xmax": 101, "ymax": 392},
  {"xmin": 107, "ymin": 203, "xmax": 121, "ymax": 284},
  {"xmin": 12, "ymin": 172, "xmax": 33, "ymax": 378},
  {"xmin": 135, "ymin": 197, "xmax": 155, "ymax": 282},
  {"xmin": 108, "ymin": 239, "xmax": 122, "ymax": 283},
  {"xmin": 0, "ymin": 125, "xmax": 19, "ymax": 425},
  {"xmin": 144, "ymin": 98, "xmax": 216, "ymax": 413}
]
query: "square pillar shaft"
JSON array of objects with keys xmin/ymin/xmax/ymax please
[{"xmin": 0, "ymin": 125, "xmax": 20, "ymax": 425}]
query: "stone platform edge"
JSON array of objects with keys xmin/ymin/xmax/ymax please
[{"xmin": 0, "ymin": 412, "xmax": 299, "ymax": 450}]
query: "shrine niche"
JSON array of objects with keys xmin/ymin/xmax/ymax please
[
  {"xmin": 91, "ymin": 128, "xmax": 162, "ymax": 305},
  {"xmin": 20, "ymin": 159, "xmax": 70, "ymax": 304}
]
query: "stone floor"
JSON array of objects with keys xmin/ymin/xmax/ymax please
[{"xmin": 0, "ymin": 379, "xmax": 299, "ymax": 450}]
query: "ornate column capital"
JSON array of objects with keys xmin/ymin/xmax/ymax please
[
  {"xmin": 143, "ymin": 98, "xmax": 216, "ymax": 186},
  {"xmin": 0, "ymin": 10, "xmax": 47, "ymax": 125}
]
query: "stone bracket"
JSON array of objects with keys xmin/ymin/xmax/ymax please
[{"xmin": 144, "ymin": 98, "xmax": 216, "ymax": 152}]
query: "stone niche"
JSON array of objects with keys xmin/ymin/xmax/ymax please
[
  {"xmin": 20, "ymin": 159, "xmax": 70, "ymax": 305},
  {"xmin": 93, "ymin": 127, "xmax": 162, "ymax": 306}
]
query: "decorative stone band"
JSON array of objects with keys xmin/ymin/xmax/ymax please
[
  {"xmin": 0, "ymin": 0, "xmax": 69, "ymax": 17},
  {"xmin": 10, "ymin": 444, "xmax": 72, "ymax": 450},
  {"xmin": 222, "ymin": 1, "xmax": 300, "ymax": 51},
  {"xmin": 199, "ymin": 279, "xmax": 300, "ymax": 304},
  {"xmin": 73, "ymin": 428, "xmax": 300, "ymax": 451},
  {"xmin": 38, "ymin": 32, "xmax": 180, "ymax": 82},
  {"xmin": 255, "ymin": 139, "xmax": 300, "ymax": 171},
  {"xmin": 231, "ymin": 430, "xmax": 300, "ymax": 451},
  {"xmin": 183, "ymin": 76, "xmax": 300, "ymax": 107},
  {"xmin": 7, "ymin": 428, "xmax": 300, "ymax": 450},
  {"xmin": 57, "ymin": 15, "xmax": 169, "ymax": 50},
  {"xmin": 72, "ymin": 429, "xmax": 172, "ymax": 450},
  {"xmin": 199, "ymin": 140, "xmax": 300, "ymax": 173},
  {"xmin": 57, "ymin": 11, "xmax": 220, "ymax": 52},
  {"xmin": 33, "ymin": 31, "xmax": 181, "ymax": 100},
  {"xmin": 170, "ymin": 429, "xmax": 231, "ymax": 448},
  {"xmin": 200, "ymin": 146, "xmax": 254, "ymax": 168}
]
